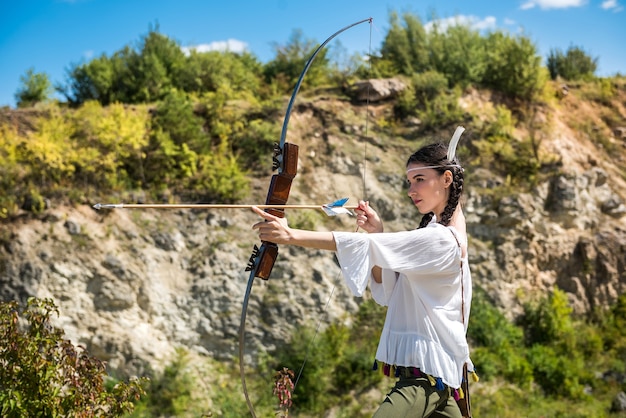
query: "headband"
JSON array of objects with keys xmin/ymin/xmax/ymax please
[{"xmin": 406, "ymin": 164, "xmax": 462, "ymax": 174}]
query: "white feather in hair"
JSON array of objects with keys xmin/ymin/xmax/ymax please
[{"xmin": 447, "ymin": 126, "xmax": 465, "ymax": 162}]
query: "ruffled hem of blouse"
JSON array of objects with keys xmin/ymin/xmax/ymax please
[{"xmin": 376, "ymin": 333, "xmax": 466, "ymax": 388}]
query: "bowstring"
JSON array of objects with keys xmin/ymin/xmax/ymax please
[{"xmin": 292, "ymin": 19, "xmax": 373, "ymax": 394}]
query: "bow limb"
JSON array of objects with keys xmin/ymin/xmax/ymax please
[
  {"xmin": 239, "ymin": 17, "xmax": 373, "ymax": 418},
  {"xmin": 239, "ymin": 269, "xmax": 258, "ymax": 417},
  {"xmin": 277, "ymin": 17, "xmax": 373, "ymax": 150}
]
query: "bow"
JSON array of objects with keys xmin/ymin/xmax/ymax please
[{"xmin": 238, "ymin": 17, "xmax": 373, "ymax": 417}]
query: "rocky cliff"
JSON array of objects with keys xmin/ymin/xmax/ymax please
[{"xmin": 1, "ymin": 83, "xmax": 625, "ymax": 378}]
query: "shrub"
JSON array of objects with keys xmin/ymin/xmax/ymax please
[
  {"xmin": 481, "ymin": 32, "xmax": 546, "ymax": 102},
  {"xmin": 130, "ymin": 349, "xmax": 197, "ymax": 418},
  {"xmin": 15, "ymin": 68, "xmax": 53, "ymax": 108},
  {"xmin": 546, "ymin": 46, "xmax": 598, "ymax": 81},
  {"xmin": 0, "ymin": 298, "xmax": 145, "ymax": 416},
  {"xmin": 468, "ymin": 288, "xmax": 532, "ymax": 387}
]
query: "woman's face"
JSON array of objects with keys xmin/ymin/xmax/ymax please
[{"xmin": 406, "ymin": 163, "xmax": 452, "ymax": 216}]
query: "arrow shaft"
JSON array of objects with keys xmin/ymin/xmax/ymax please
[{"xmin": 95, "ymin": 203, "xmax": 358, "ymax": 210}]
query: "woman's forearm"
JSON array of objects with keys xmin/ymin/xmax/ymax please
[
  {"xmin": 289, "ymin": 229, "xmax": 337, "ymax": 251},
  {"xmin": 371, "ymin": 265, "xmax": 382, "ymax": 283}
]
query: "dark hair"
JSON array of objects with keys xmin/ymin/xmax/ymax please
[{"xmin": 406, "ymin": 142, "xmax": 464, "ymax": 228}]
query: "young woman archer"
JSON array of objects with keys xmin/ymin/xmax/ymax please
[{"xmin": 252, "ymin": 127, "xmax": 475, "ymax": 417}]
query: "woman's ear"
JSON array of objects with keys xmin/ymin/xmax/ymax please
[{"xmin": 443, "ymin": 170, "xmax": 453, "ymax": 188}]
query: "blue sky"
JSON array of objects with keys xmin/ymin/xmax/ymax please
[{"xmin": 1, "ymin": 0, "xmax": 624, "ymax": 107}]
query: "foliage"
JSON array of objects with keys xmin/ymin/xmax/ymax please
[
  {"xmin": 21, "ymin": 106, "xmax": 77, "ymax": 187},
  {"xmin": 377, "ymin": 12, "xmax": 429, "ymax": 76},
  {"xmin": 470, "ymin": 287, "xmax": 623, "ymax": 404},
  {"xmin": 15, "ymin": 68, "xmax": 53, "ymax": 108},
  {"xmin": 263, "ymin": 29, "xmax": 332, "ymax": 94},
  {"xmin": 60, "ymin": 26, "xmax": 264, "ymax": 106},
  {"xmin": 0, "ymin": 298, "xmax": 145, "ymax": 417},
  {"xmin": 577, "ymin": 77, "xmax": 618, "ymax": 106},
  {"xmin": 71, "ymin": 100, "xmax": 150, "ymax": 190},
  {"xmin": 481, "ymin": 32, "xmax": 547, "ymax": 102},
  {"xmin": 468, "ymin": 288, "xmax": 532, "ymax": 387},
  {"xmin": 0, "ymin": 124, "xmax": 22, "ymax": 218},
  {"xmin": 129, "ymin": 349, "xmax": 200, "ymax": 418},
  {"xmin": 427, "ymin": 21, "xmax": 487, "ymax": 89},
  {"xmin": 394, "ymin": 71, "xmax": 464, "ymax": 129},
  {"xmin": 15, "ymin": 68, "xmax": 52, "ymax": 107},
  {"xmin": 470, "ymin": 104, "xmax": 543, "ymax": 185},
  {"xmin": 268, "ymin": 298, "xmax": 385, "ymax": 415},
  {"xmin": 547, "ymin": 46, "xmax": 598, "ymax": 81}
]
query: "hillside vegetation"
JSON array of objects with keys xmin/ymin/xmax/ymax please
[{"xmin": 1, "ymin": 12, "xmax": 626, "ymax": 418}]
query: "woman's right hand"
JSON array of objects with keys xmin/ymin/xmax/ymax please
[{"xmin": 355, "ymin": 200, "xmax": 383, "ymax": 233}]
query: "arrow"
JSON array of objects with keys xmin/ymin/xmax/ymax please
[{"xmin": 92, "ymin": 197, "xmax": 356, "ymax": 216}]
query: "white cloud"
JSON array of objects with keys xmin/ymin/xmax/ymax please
[
  {"xmin": 424, "ymin": 15, "xmax": 497, "ymax": 32},
  {"xmin": 520, "ymin": 0, "xmax": 586, "ymax": 9},
  {"xmin": 181, "ymin": 39, "xmax": 248, "ymax": 55},
  {"xmin": 504, "ymin": 18, "xmax": 517, "ymax": 25},
  {"xmin": 84, "ymin": 50, "xmax": 94, "ymax": 59},
  {"xmin": 601, "ymin": 0, "xmax": 623, "ymax": 11}
]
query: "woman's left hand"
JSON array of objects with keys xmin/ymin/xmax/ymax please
[{"xmin": 251, "ymin": 206, "xmax": 292, "ymax": 244}]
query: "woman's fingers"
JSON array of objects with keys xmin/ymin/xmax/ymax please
[
  {"xmin": 251, "ymin": 205, "xmax": 276, "ymax": 230},
  {"xmin": 251, "ymin": 206, "xmax": 289, "ymax": 243},
  {"xmin": 354, "ymin": 200, "xmax": 383, "ymax": 233}
]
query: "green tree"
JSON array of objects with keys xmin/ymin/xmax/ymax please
[
  {"xmin": 179, "ymin": 50, "xmax": 263, "ymax": 96},
  {"xmin": 481, "ymin": 32, "xmax": 546, "ymax": 102},
  {"xmin": 546, "ymin": 46, "xmax": 598, "ymax": 81},
  {"xmin": 60, "ymin": 27, "xmax": 186, "ymax": 105},
  {"xmin": 60, "ymin": 55, "xmax": 115, "ymax": 106},
  {"xmin": 143, "ymin": 90, "xmax": 204, "ymax": 186},
  {"xmin": 263, "ymin": 29, "xmax": 331, "ymax": 93},
  {"xmin": 0, "ymin": 298, "xmax": 145, "ymax": 416},
  {"xmin": 377, "ymin": 12, "xmax": 429, "ymax": 76},
  {"xmin": 427, "ymin": 22, "xmax": 487, "ymax": 88},
  {"xmin": 131, "ymin": 29, "xmax": 186, "ymax": 103},
  {"xmin": 15, "ymin": 68, "xmax": 53, "ymax": 108}
]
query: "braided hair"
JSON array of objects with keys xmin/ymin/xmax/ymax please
[{"xmin": 407, "ymin": 143, "xmax": 464, "ymax": 229}]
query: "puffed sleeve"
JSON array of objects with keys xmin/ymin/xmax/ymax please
[{"xmin": 332, "ymin": 224, "xmax": 458, "ymax": 297}]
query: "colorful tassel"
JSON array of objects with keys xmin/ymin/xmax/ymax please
[
  {"xmin": 453, "ymin": 389, "xmax": 460, "ymax": 401},
  {"xmin": 435, "ymin": 377, "xmax": 444, "ymax": 391},
  {"xmin": 372, "ymin": 360, "xmax": 378, "ymax": 371}
]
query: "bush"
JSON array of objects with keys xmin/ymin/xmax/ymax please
[
  {"xmin": 468, "ymin": 288, "xmax": 533, "ymax": 387},
  {"xmin": 481, "ymin": 32, "xmax": 546, "ymax": 102},
  {"xmin": 0, "ymin": 298, "xmax": 145, "ymax": 417},
  {"xmin": 471, "ymin": 105, "xmax": 543, "ymax": 185},
  {"xmin": 268, "ymin": 299, "xmax": 384, "ymax": 415},
  {"xmin": 547, "ymin": 46, "xmax": 597, "ymax": 81},
  {"xmin": 130, "ymin": 349, "xmax": 198, "ymax": 418},
  {"xmin": 15, "ymin": 68, "xmax": 53, "ymax": 108},
  {"xmin": 519, "ymin": 288, "xmax": 574, "ymax": 348}
]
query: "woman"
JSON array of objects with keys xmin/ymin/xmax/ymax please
[{"xmin": 252, "ymin": 130, "xmax": 475, "ymax": 417}]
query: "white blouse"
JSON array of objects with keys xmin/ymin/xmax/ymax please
[{"xmin": 332, "ymin": 221, "xmax": 472, "ymax": 388}]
